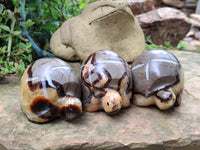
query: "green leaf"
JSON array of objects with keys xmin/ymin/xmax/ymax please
[
  {"xmin": 0, "ymin": 25, "xmax": 10, "ymax": 32},
  {"xmin": 14, "ymin": 62, "xmax": 19, "ymax": 67},
  {"xmin": 27, "ymin": 54, "xmax": 33, "ymax": 62},
  {"xmin": 12, "ymin": 31, "xmax": 22, "ymax": 36},
  {"xmin": 22, "ymin": 19, "xmax": 35, "ymax": 27},
  {"xmin": 176, "ymin": 41, "xmax": 186, "ymax": 51},
  {"xmin": 12, "ymin": 0, "xmax": 19, "ymax": 7},
  {"xmin": 0, "ymin": 4, "xmax": 4, "ymax": 14},
  {"xmin": 79, "ymin": 3, "xmax": 87, "ymax": 10},
  {"xmin": 0, "ymin": 46, "xmax": 7, "ymax": 53},
  {"xmin": 164, "ymin": 41, "xmax": 170, "ymax": 47},
  {"xmin": 6, "ymin": 10, "xmax": 15, "ymax": 20},
  {"xmin": 18, "ymin": 42, "xmax": 27, "ymax": 49},
  {"xmin": 41, "ymin": 22, "xmax": 59, "ymax": 30}
]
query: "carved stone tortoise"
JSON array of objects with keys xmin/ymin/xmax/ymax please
[
  {"xmin": 80, "ymin": 50, "xmax": 132, "ymax": 114},
  {"xmin": 20, "ymin": 58, "xmax": 82, "ymax": 123},
  {"xmin": 131, "ymin": 49, "xmax": 184, "ymax": 110}
]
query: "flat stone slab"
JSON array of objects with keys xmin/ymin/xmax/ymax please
[{"xmin": 0, "ymin": 51, "xmax": 200, "ymax": 150}]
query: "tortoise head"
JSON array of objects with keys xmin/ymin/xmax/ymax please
[
  {"xmin": 102, "ymin": 89, "xmax": 122, "ymax": 114},
  {"xmin": 154, "ymin": 88, "xmax": 177, "ymax": 110}
]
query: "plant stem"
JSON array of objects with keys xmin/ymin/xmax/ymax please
[{"xmin": 7, "ymin": 18, "xmax": 16, "ymax": 58}]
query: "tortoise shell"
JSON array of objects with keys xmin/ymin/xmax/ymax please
[
  {"xmin": 80, "ymin": 50, "xmax": 132, "ymax": 114},
  {"xmin": 131, "ymin": 49, "xmax": 184, "ymax": 110},
  {"xmin": 20, "ymin": 58, "xmax": 82, "ymax": 123}
]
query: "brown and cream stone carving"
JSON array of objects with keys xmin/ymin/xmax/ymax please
[
  {"xmin": 80, "ymin": 50, "xmax": 132, "ymax": 114},
  {"xmin": 131, "ymin": 49, "xmax": 184, "ymax": 110},
  {"xmin": 20, "ymin": 58, "xmax": 82, "ymax": 123}
]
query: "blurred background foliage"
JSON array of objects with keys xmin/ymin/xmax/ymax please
[{"xmin": 0, "ymin": 0, "xmax": 96, "ymax": 78}]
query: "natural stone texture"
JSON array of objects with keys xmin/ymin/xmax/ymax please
[
  {"xmin": 50, "ymin": 0, "xmax": 145, "ymax": 63},
  {"xmin": 189, "ymin": 18, "xmax": 200, "ymax": 28},
  {"xmin": 196, "ymin": 0, "xmax": 200, "ymax": 14},
  {"xmin": 181, "ymin": 8, "xmax": 195, "ymax": 16},
  {"xmin": 183, "ymin": 36, "xmax": 194, "ymax": 42},
  {"xmin": 195, "ymin": 31, "xmax": 200, "ymax": 40},
  {"xmin": 1, "ymin": 51, "xmax": 200, "ymax": 149},
  {"xmin": 181, "ymin": 0, "xmax": 196, "ymax": 16},
  {"xmin": 163, "ymin": 0, "xmax": 185, "ymax": 8},
  {"xmin": 186, "ymin": 27, "xmax": 199, "ymax": 38},
  {"xmin": 190, "ymin": 14, "xmax": 200, "ymax": 23},
  {"xmin": 150, "ymin": 0, "xmax": 162, "ymax": 6},
  {"xmin": 184, "ymin": 0, "xmax": 196, "ymax": 8},
  {"xmin": 126, "ymin": 0, "xmax": 153, "ymax": 14},
  {"xmin": 182, "ymin": 40, "xmax": 200, "ymax": 52},
  {"xmin": 136, "ymin": 7, "xmax": 191, "ymax": 46}
]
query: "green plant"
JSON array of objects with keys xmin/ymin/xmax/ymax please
[
  {"xmin": 176, "ymin": 41, "xmax": 186, "ymax": 51},
  {"xmin": 145, "ymin": 35, "xmax": 187, "ymax": 51},
  {"xmin": 22, "ymin": 0, "xmax": 96, "ymax": 52},
  {"xmin": 145, "ymin": 35, "xmax": 162, "ymax": 50},
  {"xmin": 0, "ymin": 0, "xmax": 97, "ymax": 78},
  {"xmin": 0, "ymin": 1, "xmax": 33, "ymax": 78},
  {"xmin": 0, "ymin": 59, "xmax": 25, "ymax": 77}
]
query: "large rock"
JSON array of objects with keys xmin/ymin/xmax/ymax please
[
  {"xmin": 136, "ymin": 7, "xmax": 191, "ymax": 46},
  {"xmin": 196, "ymin": 0, "xmax": 200, "ymax": 14},
  {"xmin": 150, "ymin": 0, "xmax": 162, "ymax": 6},
  {"xmin": 181, "ymin": 0, "xmax": 196, "ymax": 16},
  {"xmin": 189, "ymin": 18, "xmax": 200, "ymax": 28},
  {"xmin": 1, "ymin": 51, "xmax": 200, "ymax": 149},
  {"xmin": 184, "ymin": 0, "xmax": 196, "ymax": 8},
  {"xmin": 162, "ymin": 0, "xmax": 185, "ymax": 8},
  {"xmin": 182, "ymin": 40, "xmax": 200, "ymax": 52},
  {"xmin": 126, "ymin": 0, "xmax": 153, "ymax": 14},
  {"xmin": 190, "ymin": 14, "xmax": 200, "ymax": 23},
  {"xmin": 50, "ymin": 0, "xmax": 145, "ymax": 63}
]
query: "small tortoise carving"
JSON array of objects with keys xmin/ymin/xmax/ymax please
[
  {"xmin": 131, "ymin": 49, "xmax": 184, "ymax": 110},
  {"xmin": 20, "ymin": 58, "xmax": 82, "ymax": 123},
  {"xmin": 80, "ymin": 50, "xmax": 132, "ymax": 114}
]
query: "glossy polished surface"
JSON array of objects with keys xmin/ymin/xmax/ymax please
[
  {"xmin": 131, "ymin": 49, "xmax": 184, "ymax": 110},
  {"xmin": 80, "ymin": 50, "xmax": 132, "ymax": 114},
  {"xmin": 20, "ymin": 58, "xmax": 82, "ymax": 123}
]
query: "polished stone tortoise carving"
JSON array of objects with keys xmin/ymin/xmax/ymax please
[
  {"xmin": 80, "ymin": 50, "xmax": 132, "ymax": 114},
  {"xmin": 131, "ymin": 49, "xmax": 184, "ymax": 110},
  {"xmin": 20, "ymin": 58, "xmax": 82, "ymax": 123}
]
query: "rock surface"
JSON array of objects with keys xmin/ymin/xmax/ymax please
[
  {"xmin": 126, "ymin": 0, "xmax": 153, "ymax": 14},
  {"xmin": 183, "ymin": 13, "xmax": 200, "ymax": 52},
  {"xmin": 163, "ymin": 0, "xmax": 184, "ymax": 8},
  {"xmin": 50, "ymin": 0, "xmax": 145, "ymax": 62},
  {"xmin": 190, "ymin": 14, "xmax": 200, "ymax": 22},
  {"xmin": 182, "ymin": 40, "xmax": 200, "ymax": 52},
  {"xmin": 181, "ymin": 0, "xmax": 196, "ymax": 16},
  {"xmin": 150, "ymin": 0, "xmax": 162, "ymax": 6},
  {"xmin": 0, "ymin": 51, "xmax": 200, "ymax": 149},
  {"xmin": 189, "ymin": 18, "xmax": 200, "ymax": 28},
  {"xmin": 196, "ymin": 0, "xmax": 200, "ymax": 14},
  {"xmin": 136, "ymin": 7, "xmax": 191, "ymax": 46}
]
